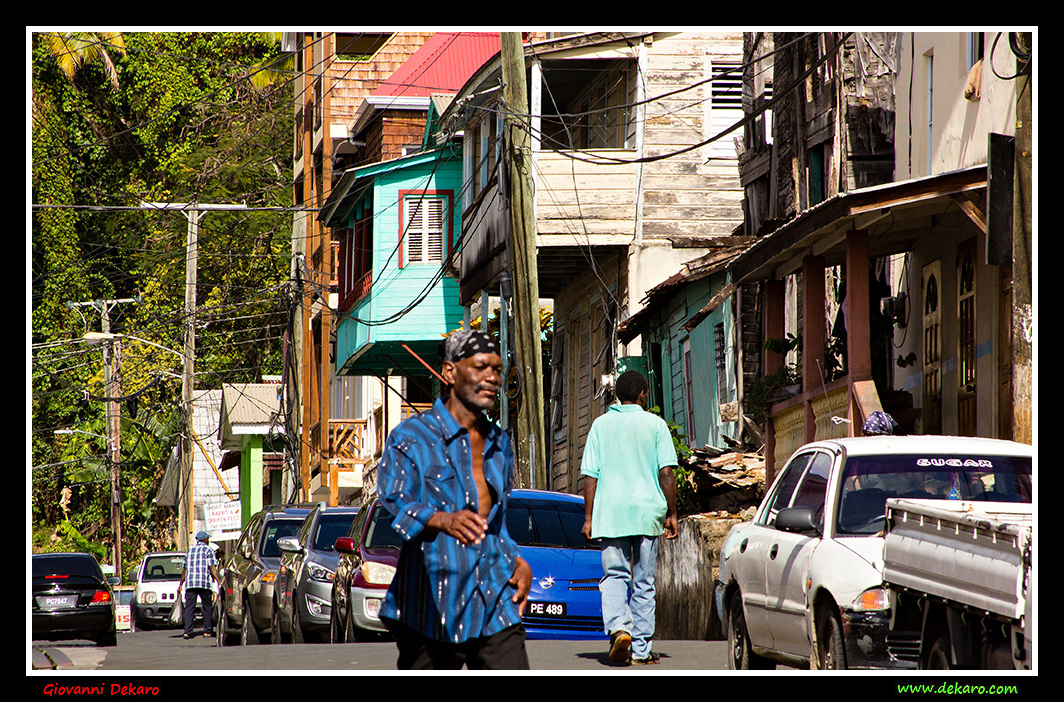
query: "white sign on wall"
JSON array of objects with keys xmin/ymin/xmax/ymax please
[{"xmin": 203, "ymin": 501, "xmax": 242, "ymax": 533}]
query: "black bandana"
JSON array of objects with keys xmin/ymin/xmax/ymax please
[{"xmin": 444, "ymin": 329, "xmax": 500, "ymax": 362}]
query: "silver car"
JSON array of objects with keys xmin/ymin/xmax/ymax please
[
  {"xmin": 218, "ymin": 505, "xmax": 314, "ymax": 645},
  {"xmin": 271, "ymin": 505, "xmax": 360, "ymax": 643}
]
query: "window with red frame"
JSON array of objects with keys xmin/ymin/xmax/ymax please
[{"xmin": 400, "ymin": 191, "xmax": 451, "ymax": 267}]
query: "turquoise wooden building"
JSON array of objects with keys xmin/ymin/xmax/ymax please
[
  {"xmin": 617, "ymin": 249, "xmax": 745, "ymax": 452},
  {"xmin": 322, "ymin": 143, "xmax": 465, "ymax": 390}
]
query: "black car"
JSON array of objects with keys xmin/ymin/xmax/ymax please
[
  {"xmin": 32, "ymin": 552, "xmax": 118, "ymax": 647},
  {"xmin": 272, "ymin": 505, "xmax": 359, "ymax": 643},
  {"xmin": 218, "ymin": 504, "xmax": 315, "ymax": 645}
]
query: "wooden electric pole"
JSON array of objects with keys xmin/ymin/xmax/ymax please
[
  {"xmin": 501, "ymin": 33, "xmax": 546, "ymax": 489},
  {"xmin": 143, "ymin": 200, "xmax": 246, "ymax": 549},
  {"xmin": 1012, "ymin": 33, "xmax": 1033, "ymax": 445}
]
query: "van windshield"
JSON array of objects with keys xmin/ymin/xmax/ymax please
[
  {"xmin": 142, "ymin": 555, "xmax": 184, "ymax": 581},
  {"xmin": 836, "ymin": 453, "xmax": 1032, "ymax": 536}
]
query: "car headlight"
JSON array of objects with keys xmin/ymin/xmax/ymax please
[
  {"xmin": 142, "ymin": 591, "xmax": 157, "ymax": 604},
  {"xmin": 362, "ymin": 561, "xmax": 396, "ymax": 586},
  {"xmin": 851, "ymin": 587, "xmax": 890, "ymax": 612},
  {"xmin": 308, "ymin": 564, "xmax": 335, "ymax": 583},
  {"xmin": 261, "ymin": 572, "xmax": 276, "ymax": 584}
]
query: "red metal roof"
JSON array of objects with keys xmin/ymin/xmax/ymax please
[{"xmin": 372, "ymin": 32, "xmax": 500, "ymax": 98}]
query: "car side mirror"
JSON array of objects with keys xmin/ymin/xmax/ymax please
[
  {"xmin": 277, "ymin": 536, "xmax": 301, "ymax": 553},
  {"xmin": 334, "ymin": 537, "xmax": 356, "ymax": 554},
  {"xmin": 775, "ymin": 506, "xmax": 820, "ymax": 535}
]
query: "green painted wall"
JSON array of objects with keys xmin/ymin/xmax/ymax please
[
  {"xmin": 335, "ymin": 150, "xmax": 465, "ymax": 375},
  {"xmin": 239, "ymin": 434, "xmax": 263, "ymax": 527}
]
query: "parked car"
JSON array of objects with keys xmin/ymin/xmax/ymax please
[
  {"xmin": 714, "ymin": 435, "xmax": 1033, "ymax": 670},
  {"xmin": 330, "ymin": 499, "xmax": 403, "ymax": 642},
  {"xmin": 32, "ymin": 552, "xmax": 118, "ymax": 646},
  {"xmin": 218, "ymin": 504, "xmax": 316, "ymax": 645},
  {"xmin": 507, "ymin": 489, "xmax": 606, "ymax": 640},
  {"xmin": 272, "ymin": 505, "xmax": 360, "ymax": 643},
  {"xmin": 130, "ymin": 551, "xmax": 186, "ymax": 630}
]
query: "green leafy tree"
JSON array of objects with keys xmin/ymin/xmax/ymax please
[{"xmin": 32, "ymin": 31, "xmax": 293, "ymax": 567}]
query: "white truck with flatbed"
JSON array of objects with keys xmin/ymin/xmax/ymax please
[{"xmin": 882, "ymin": 497, "xmax": 1033, "ymax": 670}]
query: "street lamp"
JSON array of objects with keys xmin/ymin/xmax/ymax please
[
  {"xmin": 53, "ymin": 427, "xmax": 119, "ymax": 569},
  {"xmin": 80, "ymin": 331, "xmax": 186, "ymax": 581},
  {"xmin": 82, "ymin": 331, "xmax": 191, "ymax": 552}
]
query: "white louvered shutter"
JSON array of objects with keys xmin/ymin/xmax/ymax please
[{"xmin": 405, "ymin": 196, "xmax": 446, "ymax": 264}]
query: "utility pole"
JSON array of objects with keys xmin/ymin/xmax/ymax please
[
  {"xmin": 1011, "ymin": 33, "xmax": 1033, "ymax": 445},
  {"xmin": 67, "ymin": 296, "xmax": 139, "ymax": 580},
  {"xmin": 143, "ymin": 201, "xmax": 246, "ymax": 549},
  {"xmin": 501, "ymin": 33, "xmax": 546, "ymax": 489}
]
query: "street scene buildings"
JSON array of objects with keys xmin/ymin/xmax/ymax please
[{"xmin": 32, "ymin": 30, "xmax": 1035, "ymax": 666}]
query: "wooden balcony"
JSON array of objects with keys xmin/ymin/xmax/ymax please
[{"xmin": 309, "ymin": 419, "xmax": 368, "ymax": 505}]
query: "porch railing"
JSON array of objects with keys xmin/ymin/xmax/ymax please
[{"xmin": 768, "ymin": 375, "xmax": 882, "ymax": 482}]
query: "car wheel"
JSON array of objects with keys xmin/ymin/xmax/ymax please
[
  {"xmin": 727, "ymin": 592, "xmax": 774, "ymax": 670},
  {"xmin": 816, "ymin": 607, "xmax": 847, "ymax": 670},
  {"xmin": 329, "ymin": 596, "xmax": 343, "ymax": 644},
  {"xmin": 94, "ymin": 629, "xmax": 118, "ymax": 647},
  {"xmin": 292, "ymin": 601, "xmax": 306, "ymax": 643},
  {"xmin": 241, "ymin": 601, "xmax": 260, "ymax": 645},
  {"xmin": 924, "ymin": 635, "xmax": 953, "ymax": 670},
  {"xmin": 271, "ymin": 600, "xmax": 290, "ymax": 644},
  {"xmin": 345, "ymin": 603, "xmax": 361, "ymax": 643}
]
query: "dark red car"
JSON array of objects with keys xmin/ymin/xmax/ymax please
[{"xmin": 329, "ymin": 499, "xmax": 402, "ymax": 641}]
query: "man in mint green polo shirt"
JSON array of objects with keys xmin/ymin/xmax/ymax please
[{"xmin": 580, "ymin": 370, "xmax": 678, "ymax": 665}]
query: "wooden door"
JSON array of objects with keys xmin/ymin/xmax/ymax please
[
  {"xmin": 921, "ymin": 260, "xmax": 942, "ymax": 434},
  {"xmin": 957, "ymin": 238, "xmax": 977, "ymax": 436}
]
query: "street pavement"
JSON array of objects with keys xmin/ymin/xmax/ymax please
[{"xmin": 31, "ymin": 628, "xmax": 730, "ymax": 672}]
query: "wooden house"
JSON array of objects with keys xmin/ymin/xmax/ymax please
[
  {"xmin": 727, "ymin": 32, "xmax": 1033, "ymax": 482},
  {"xmin": 438, "ymin": 32, "xmax": 748, "ymax": 494},
  {"xmin": 287, "ymin": 32, "xmax": 500, "ymax": 505},
  {"xmin": 616, "ymin": 247, "xmax": 747, "ymax": 452}
]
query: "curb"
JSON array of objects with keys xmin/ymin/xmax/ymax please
[{"xmin": 32, "ymin": 647, "xmax": 75, "ymax": 670}]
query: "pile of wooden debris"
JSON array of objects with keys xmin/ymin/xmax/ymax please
[{"xmin": 678, "ymin": 446, "xmax": 766, "ymax": 518}]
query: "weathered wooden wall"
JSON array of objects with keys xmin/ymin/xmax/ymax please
[{"xmin": 655, "ymin": 514, "xmax": 743, "ymax": 640}]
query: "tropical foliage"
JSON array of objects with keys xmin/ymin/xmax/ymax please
[{"xmin": 31, "ymin": 31, "xmax": 294, "ymax": 567}]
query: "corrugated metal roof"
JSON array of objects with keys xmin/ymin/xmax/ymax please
[
  {"xmin": 220, "ymin": 383, "xmax": 282, "ymax": 429},
  {"xmin": 372, "ymin": 32, "xmax": 500, "ymax": 98}
]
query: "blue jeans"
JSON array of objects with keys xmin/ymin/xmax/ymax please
[{"xmin": 599, "ymin": 535, "xmax": 658, "ymax": 659}]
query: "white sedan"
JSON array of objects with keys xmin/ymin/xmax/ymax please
[{"xmin": 714, "ymin": 435, "xmax": 1032, "ymax": 670}]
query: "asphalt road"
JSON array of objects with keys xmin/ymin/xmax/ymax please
[{"xmin": 31, "ymin": 627, "xmax": 730, "ymax": 672}]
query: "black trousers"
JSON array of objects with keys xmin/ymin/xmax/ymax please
[
  {"xmin": 391, "ymin": 621, "xmax": 530, "ymax": 670},
  {"xmin": 183, "ymin": 587, "xmax": 214, "ymax": 636}
]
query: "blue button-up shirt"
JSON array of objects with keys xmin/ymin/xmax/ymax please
[
  {"xmin": 377, "ymin": 399, "xmax": 522, "ymax": 644},
  {"xmin": 183, "ymin": 541, "xmax": 218, "ymax": 591}
]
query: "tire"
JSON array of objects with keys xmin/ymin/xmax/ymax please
[
  {"xmin": 271, "ymin": 600, "xmax": 290, "ymax": 644},
  {"xmin": 924, "ymin": 635, "xmax": 953, "ymax": 670},
  {"xmin": 94, "ymin": 630, "xmax": 118, "ymax": 647},
  {"xmin": 329, "ymin": 595, "xmax": 343, "ymax": 644},
  {"xmin": 241, "ymin": 601, "xmax": 261, "ymax": 645},
  {"xmin": 816, "ymin": 607, "xmax": 847, "ymax": 670},
  {"xmin": 727, "ymin": 592, "xmax": 774, "ymax": 670},
  {"xmin": 292, "ymin": 601, "xmax": 306, "ymax": 643},
  {"xmin": 345, "ymin": 604, "xmax": 359, "ymax": 643}
]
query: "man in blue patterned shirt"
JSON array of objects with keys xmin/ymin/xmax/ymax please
[
  {"xmin": 377, "ymin": 329, "xmax": 533, "ymax": 669},
  {"xmin": 180, "ymin": 530, "xmax": 221, "ymax": 640}
]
